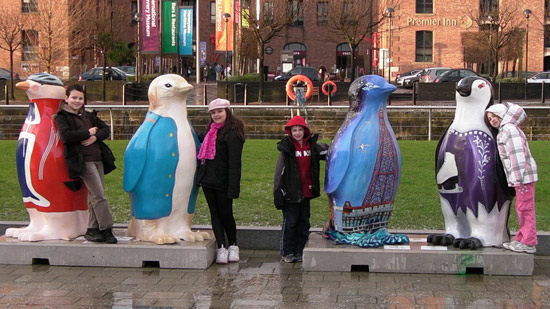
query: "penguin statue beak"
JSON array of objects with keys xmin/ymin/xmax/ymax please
[
  {"xmin": 16, "ymin": 81, "xmax": 30, "ymax": 91},
  {"xmin": 456, "ymin": 83, "xmax": 471, "ymax": 97}
]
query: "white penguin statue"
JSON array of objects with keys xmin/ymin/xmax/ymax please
[
  {"xmin": 431, "ymin": 76, "xmax": 513, "ymax": 249},
  {"xmin": 123, "ymin": 74, "xmax": 210, "ymax": 244}
]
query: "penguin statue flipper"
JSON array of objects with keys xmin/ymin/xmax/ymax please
[
  {"xmin": 324, "ymin": 129, "xmax": 353, "ymax": 194},
  {"xmin": 123, "ymin": 112, "xmax": 157, "ymax": 192}
]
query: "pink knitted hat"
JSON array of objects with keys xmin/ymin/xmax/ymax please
[{"xmin": 208, "ymin": 98, "xmax": 231, "ymax": 111}]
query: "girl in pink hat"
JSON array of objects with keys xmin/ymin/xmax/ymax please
[{"xmin": 197, "ymin": 99, "xmax": 246, "ymax": 263}]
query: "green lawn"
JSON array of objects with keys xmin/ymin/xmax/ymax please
[{"xmin": 1, "ymin": 140, "xmax": 549, "ymax": 232}]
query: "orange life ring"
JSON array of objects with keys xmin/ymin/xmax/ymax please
[
  {"xmin": 321, "ymin": 81, "xmax": 337, "ymax": 96},
  {"xmin": 285, "ymin": 75, "xmax": 313, "ymax": 101}
]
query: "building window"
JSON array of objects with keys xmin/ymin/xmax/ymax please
[
  {"xmin": 22, "ymin": 0, "xmax": 38, "ymax": 13},
  {"xmin": 416, "ymin": 0, "xmax": 433, "ymax": 14},
  {"xmin": 263, "ymin": 1, "xmax": 274, "ymax": 23},
  {"xmin": 415, "ymin": 31, "xmax": 433, "ymax": 62},
  {"xmin": 210, "ymin": 1, "xmax": 215, "ymax": 24},
  {"xmin": 317, "ymin": 1, "xmax": 328, "ymax": 24},
  {"xmin": 288, "ymin": 0, "xmax": 303, "ymax": 26},
  {"xmin": 22, "ymin": 30, "xmax": 39, "ymax": 61},
  {"xmin": 480, "ymin": 0, "xmax": 498, "ymax": 16}
]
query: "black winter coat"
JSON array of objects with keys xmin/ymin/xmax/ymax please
[
  {"xmin": 55, "ymin": 107, "xmax": 113, "ymax": 179},
  {"xmin": 273, "ymin": 134, "xmax": 328, "ymax": 210},
  {"xmin": 197, "ymin": 130, "xmax": 244, "ymax": 199}
]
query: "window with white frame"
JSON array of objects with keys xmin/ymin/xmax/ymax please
[
  {"xmin": 22, "ymin": 0, "xmax": 38, "ymax": 13},
  {"xmin": 22, "ymin": 30, "xmax": 39, "ymax": 61},
  {"xmin": 415, "ymin": 31, "xmax": 433, "ymax": 62},
  {"xmin": 317, "ymin": 1, "xmax": 328, "ymax": 24}
]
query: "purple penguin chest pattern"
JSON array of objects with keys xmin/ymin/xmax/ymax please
[{"xmin": 437, "ymin": 129, "xmax": 504, "ymax": 216}]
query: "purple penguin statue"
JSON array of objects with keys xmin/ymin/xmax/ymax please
[{"xmin": 429, "ymin": 76, "xmax": 513, "ymax": 249}]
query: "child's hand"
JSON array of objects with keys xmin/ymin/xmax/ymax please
[
  {"xmin": 81, "ymin": 135, "xmax": 97, "ymax": 146},
  {"xmin": 88, "ymin": 127, "xmax": 98, "ymax": 136}
]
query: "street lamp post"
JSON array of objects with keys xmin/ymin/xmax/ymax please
[
  {"xmin": 385, "ymin": 7, "xmax": 395, "ymax": 82},
  {"xmin": 223, "ymin": 12, "xmax": 231, "ymax": 99},
  {"xmin": 223, "ymin": 13, "xmax": 231, "ymax": 77},
  {"xmin": 133, "ymin": 12, "xmax": 142, "ymax": 83},
  {"xmin": 524, "ymin": 9, "xmax": 532, "ymax": 78}
]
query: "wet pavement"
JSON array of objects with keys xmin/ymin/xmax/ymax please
[{"xmin": 1, "ymin": 250, "xmax": 550, "ymax": 308}]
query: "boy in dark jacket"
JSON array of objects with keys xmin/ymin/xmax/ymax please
[{"xmin": 273, "ymin": 115, "xmax": 328, "ymax": 263}]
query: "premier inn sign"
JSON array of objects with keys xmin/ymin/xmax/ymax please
[{"xmin": 406, "ymin": 16, "xmax": 473, "ymax": 29}]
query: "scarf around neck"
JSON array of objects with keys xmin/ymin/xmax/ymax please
[{"xmin": 197, "ymin": 122, "xmax": 225, "ymax": 164}]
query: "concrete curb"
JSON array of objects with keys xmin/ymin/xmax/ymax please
[{"xmin": 2, "ymin": 221, "xmax": 549, "ymax": 255}]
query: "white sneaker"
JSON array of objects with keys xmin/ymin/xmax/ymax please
[
  {"xmin": 216, "ymin": 246, "xmax": 228, "ymax": 264},
  {"xmin": 508, "ymin": 241, "xmax": 536, "ymax": 254},
  {"xmin": 228, "ymin": 245, "xmax": 240, "ymax": 262}
]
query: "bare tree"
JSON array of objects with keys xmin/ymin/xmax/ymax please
[
  {"xmin": 241, "ymin": 0, "xmax": 294, "ymax": 101},
  {"xmin": 32, "ymin": 0, "xmax": 71, "ymax": 74},
  {"xmin": 71, "ymin": 0, "xmax": 123, "ymax": 101},
  {"xmin": 321, "ymin": 0, "xmax": 386, "ymax": 81},
  {"xmin": 0, "ymin": 7, "xmax": 25, "ymax": 100},
  {"xmin": 465, "ymin": 5, "xmax": 523, "ymax": 82}
]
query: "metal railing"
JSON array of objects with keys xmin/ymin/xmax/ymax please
[{"xmin": 1, "ymin": 105, "xmax": 549, "ymax": 141}]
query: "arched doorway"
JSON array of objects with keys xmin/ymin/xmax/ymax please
[
  {"xmin": 336, "ymin": 43, "xmax": 360, "ymax": 79},
  {"xmin": 283, "ymin": 43, "xmax": 307, "ymax": 69}
]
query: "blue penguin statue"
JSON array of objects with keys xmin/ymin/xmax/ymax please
[
  {"xmin": 123, "ymin": 74, "xmax": 211, "ymax": 244},
  {"xmin": 429, "ymin": 76, "xmax": 512, "ymax": 249},
  {"xmin": 325, "ymin": 75, "xmax": 401, "ymax": 233}
]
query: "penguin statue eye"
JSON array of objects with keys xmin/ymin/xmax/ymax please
[{"xmin": 164, "ymin": 83, "xmax": 173, "ymax": 88}]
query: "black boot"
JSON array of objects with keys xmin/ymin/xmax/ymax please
[
  {"xmin": 84, "ymin": 228, "xmax": 105, "ymax": 242},
  {"xmin": 100, "ymin": 228, "xmax": 118, "ymax": 244}
]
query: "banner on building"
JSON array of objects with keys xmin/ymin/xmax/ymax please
[
  {"xmin": 162, "ymin": 0, "xmax": 178, "ymax": 54},
  {"xmin": 215, "ymin": 0, "xmax": 233, "ymax": 52},
  {"xmin": 178, "ymin": 7, "xmax": 193, "ymax": 56},
  {"xmin": 141, "ymin": 0, "xmax": 160, "ymax": 53}
]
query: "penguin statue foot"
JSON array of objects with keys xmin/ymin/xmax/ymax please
[
  {"xmin": 5, "ymin": 209, "xmax": 87, "ymax": 242},
  {"xmin": 127, "ymin": 218, "xmax": 179, "ymax": 245},
  {"xmin": 181, "ymin": 230, "xmax": 212, "ymax": 242},
  {"xmin": 427, "ymin": 233, "xmax": 455, "ymax": 246},
  {"xmin": 454, "ymin": 237, "xmax": 483, "ymax": 250}
]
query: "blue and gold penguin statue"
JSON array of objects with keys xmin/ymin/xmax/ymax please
[
  {"xmin": 123, "ymin": 74, "xmax": 210, "ymax": 244},
  {"xmin": 324, "ymin": 75, "xmax": 406, "ymax": 246}
]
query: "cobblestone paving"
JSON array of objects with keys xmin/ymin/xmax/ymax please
[{"xmin": 1, "ymin": 250, "xmax": 550, "ymax": 308}]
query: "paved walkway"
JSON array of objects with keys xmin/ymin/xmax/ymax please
[{"xmin": 1, "ymin": 250, "xmax": 550, "ymax": 308}]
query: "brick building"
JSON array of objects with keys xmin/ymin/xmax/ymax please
[
  {"xmin": 0, "ymin": 0, "xmax": 548, "ymax": 82},
  {"xmin": 0, "ymin": 0, "xmax": 136, "ymax": 80},
  {"xmin": 197, "ymin": 0, "xmax": 548, "ymax": 80},
  {"xmin": 382, "ymin": 0, "xmax": 546, "ymax": 79}
]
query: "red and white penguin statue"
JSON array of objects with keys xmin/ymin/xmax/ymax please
[{"xmin": 6, "ymin": 73, "xmax": 88, "ymax": 241}]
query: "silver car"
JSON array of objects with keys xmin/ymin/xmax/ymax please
[
  {"xmin": 396, "ymin": 69, "xmax": 422, "ymax": 88},
  {"xmin": 419, "ymin": 67, "xmax": 450, "ymax": 83}
]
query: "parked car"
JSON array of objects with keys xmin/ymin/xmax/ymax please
[
  {"xmin": 116, "ymin": 66, "xmax": 136, "ymax": 77},
  {"xmin": 274, "ymin": 66, "xmax": 320, "ymax": 82},
  {"xmin": 501, "ymin": 71, "xmax": 536, "ymax": 79},
  {"xmin": 419, "ymin": 67, "xmax": 450, "ymax": 83},
  {"xmin": 396, "ymin": 69, "xmax": 423, "ymax": 88},
  {"xmin": 527, "ymin": 72, "xmax": 550, "ymax": 83},
  {"xmin": 78, "ymin": 67, "xmax": 127, "ymax": 81},
  {"xmin": 433, "ymin": 69, "xmax": 479, "ymax": 83},
  {"xmin": 0, "ymin": 68, "xmax": 20, "ymax": 80}
]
